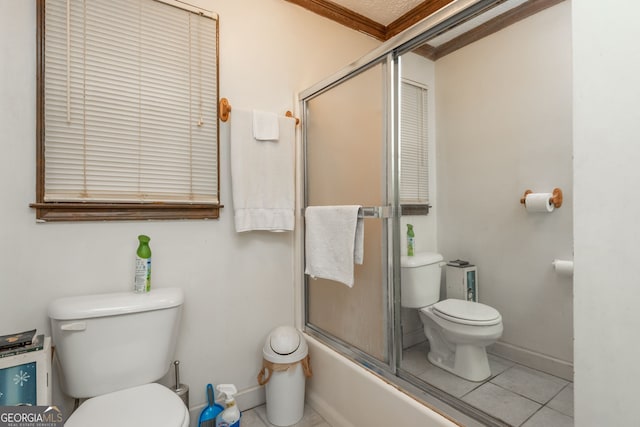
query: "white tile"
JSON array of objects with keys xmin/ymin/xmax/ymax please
[
  {"xmin": 490, "ymin": 364, "xmax": 568, "ymax": 404},
  {"xmin": 401, "ymin": 342, "xmax": 430, "ymax": 376},
  {"xmin": 462, "ymin": 382, "xmax": 541, "ymax": 426},
  {"xmin": 522, "ymin": 407, "xmax": 574, "ymax": 427},
  {"xmin": 254, "ymin": 403, "xmax": 328, "ymax": 427},
  {"xmin": 487, "ymin": 354, "xmax": 515, "ymax": 378},
  {"xmin": 547, "ymin": 384, "xmax": 574, "ymax": 417},
  {"xmin": 418, "ymin": 362, "xmax": 482, "ymax": 398},
  {"xmin": 241, "ymin": 408, "xmax": 268, "ymax": 427},
  {"xmin": 291, "ymin": 404, "xmax": 328, "ymax": 427},
  {"xmin": 253, "ymin": 405, "xmax": 275, "ymax": 426},
  {"xmin": 404, "ymin": 347, "xmax": 511, "ymax": 383}
]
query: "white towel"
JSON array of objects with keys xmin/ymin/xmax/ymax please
[
  {"xmin": 304, "ymin": 205, "xmax": 364, "ymax": 288},
  {"xmin": 230, "ymin": 109, "xmax": 295, "ymax": 232},
  {"xmin": 253, "ymin": 110, "xmax": 279, "ymax": 141}
]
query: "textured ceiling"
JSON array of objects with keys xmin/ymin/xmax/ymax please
[
  {"xmin": 331, "ymin": 0, "xmax": 426, "ymax": 25},
  {"xmin": 289, "ymin": 0, "xmax": 554, "ymax": 53}
]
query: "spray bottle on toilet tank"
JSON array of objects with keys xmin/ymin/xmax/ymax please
[
  {"xmin": 134, "ymin": 235, "xmax": 152, "ymax": 293},
  {"xmin": 407, "ymin": 224, "xmax": 415, "ymax": 256}
]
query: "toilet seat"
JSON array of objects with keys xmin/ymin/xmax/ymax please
[
  {"xmin": 432, "ymin": 299, "xmax": 501, "ymax": 326},
  {"xmin": 65, "ymin": 383, "xmax": 189, "ymax": 427}
]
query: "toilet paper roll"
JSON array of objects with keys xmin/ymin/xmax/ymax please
[
  {"xmin": 552, "ymin": 259, "xmax": 574, "ymax": 277},
  {"xmin": 525, "ymin": 193, "xmax": 554, "ymax": 213}
]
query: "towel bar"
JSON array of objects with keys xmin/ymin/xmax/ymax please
[
  {"xmin": 285, "ymin": 111, "xmax": 300, "ymax": 125},
  {"xmin": 359, "ymin": 206, "xmax": 392, "ymax": 218},
  {"xmin": 219, "ymin": 98, "xmax": 232, "ymax": 122},
  {"xmin": 218, "ymin": 97, "xmax": 299, "ymax": 125},
  {"xmin": 302, "ymin": 206, "xmax": 392, "ymax": 219}
]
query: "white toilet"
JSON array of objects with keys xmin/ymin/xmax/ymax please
[
  {"xmin": 48, "ymin": 288, "xmax": 189, "ymax": 427},
  {"xmin": 401, "ymin": 253, "xmax": 503, "ymax": 382}
]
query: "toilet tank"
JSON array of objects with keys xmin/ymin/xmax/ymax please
[
  {"xmin": 48, "ymin": 288, "xmax": 184, "ymax": 398},
  {"xmin": 400, "ymin": 252, "xmax": 444, "ymax": 308}
]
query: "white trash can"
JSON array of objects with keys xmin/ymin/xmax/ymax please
[{"xmin": 257, "ymin": 326, "xmax": 312, "ymax": 426}]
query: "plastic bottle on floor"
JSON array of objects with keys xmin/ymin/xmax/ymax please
[{"xmin": 216, "ymin": 384, "xmax": 240, "ymax": 427}]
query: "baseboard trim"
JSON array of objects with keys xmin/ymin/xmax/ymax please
[
  {"xmin": 403, "ymin": 329, "xmax": 426, "ymax": 349},
  {"xmin": 489, "ymin": 341, "xmax": 573, "ymax": 381},
  {"xmin": 237, "ymin": 384, "xmax": 266, "ymax": 410}
]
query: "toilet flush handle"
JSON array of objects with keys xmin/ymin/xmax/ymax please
[{"xmin": 60, "ymin": 322, "xmax": 86, "ymax": 331}]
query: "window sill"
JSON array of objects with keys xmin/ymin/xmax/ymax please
[
  {"xmin": 29, "ymin": 202, "xmax": 222, "ymax": 222},
  {"xmin": 400, "ymin": 204, "xmax": 431, "ymax": 216}
]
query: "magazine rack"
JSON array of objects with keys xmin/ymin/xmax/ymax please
[{"xmin": 0, "ymin": 336, "xmax": 51, "ymax": 406}]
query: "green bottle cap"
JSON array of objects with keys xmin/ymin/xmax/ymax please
[{"xmin": 137, "ymin": 235, "xmax": 151, "ymax": 259}]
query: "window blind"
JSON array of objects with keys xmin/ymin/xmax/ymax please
[
  {"xmin": 43, "ymin": 0, "xmax": 218, "ymax": 204},
  {"xmin": 400, "ymin": 80, "xmax": 429, "ymax": 204}
]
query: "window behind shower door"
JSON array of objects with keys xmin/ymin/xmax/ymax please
[{"xmin": 303, "ymin": 62, "xmax": 391, "ymax": 364}]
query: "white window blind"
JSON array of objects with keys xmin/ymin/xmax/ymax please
[
  {"xmin": 400, "ymin": 80, "xmax": 429, "ymax": 204},
  {"xmin": 43, "ymin": 0, "xmax": 218, "ymax": 204}
]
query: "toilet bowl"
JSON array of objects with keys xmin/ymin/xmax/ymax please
[
  {"xmin": 401, "ymin": 253, "xmax": 503, "ymax": 382},
  {"xmin": 419, "ymin": 299, "xmax": 503, "ymax": 382},
  {"xmin": 65, "ymin": 383, "xmax": 189, "ymax": 427},
  {"xmin": 48, "ymin": 288, "xmax": 188, "ymax": 427}
]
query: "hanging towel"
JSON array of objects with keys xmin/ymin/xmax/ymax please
[
  {"xmin": 253, "ymin": 110, "xmax": 279, "ymax": 141},
  {"xmin": 304, "ymin": 205, "xmax": 364, "ymax": 288},
  {"xmin": 230, "ymin": 109, "xmax": 295, "ymax": 232}
]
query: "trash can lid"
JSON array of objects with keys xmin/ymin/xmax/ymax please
[
  {"xmin": 270, "ymin": 326, "xmax": 300, "ymax": 354},
  {"xmin": 263, "ymin": 326, "xmax": 308, "ymax": 364}
]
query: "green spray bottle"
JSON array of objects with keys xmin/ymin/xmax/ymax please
[
  {"xmin": 407, "ymin": 224, "xmax": 415, "ymax": 257},
  {"xmin": 134, "ymin": 235, "xmax": 152, "ymax": 293}
]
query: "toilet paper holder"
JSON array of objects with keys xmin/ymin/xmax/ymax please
[{"xmin": 519, "ymin": 188, "xmax": 563, "ymax": 208}]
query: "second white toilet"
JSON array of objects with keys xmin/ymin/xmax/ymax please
[{"xmin": 401, "ymin": 252, "xmax": 503, "ymax": 382}]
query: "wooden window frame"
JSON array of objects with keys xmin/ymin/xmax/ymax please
[{"xmin": 31, "ymin": 0, "xmax": 222, "ymax": 222}]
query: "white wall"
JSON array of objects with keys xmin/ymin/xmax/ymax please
[
  {"xmin": 573, "ymin": 0, "xmax": 640, "ymax": 424},
  {"xmin": 399, "ymin": 53, "xmax": 439, "ymax": 347},
  {"xmin": 400, "ymin": 52, "xmax": 438, "ymax": 257},
  {"xmin": 0, "ymin": 0, "xmax": 378, "ymax": 419},
  {"xmin": 435, "ymin": 1, "xmax": 573, "ymax": 377}
]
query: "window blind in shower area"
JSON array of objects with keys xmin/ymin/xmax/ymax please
[{"xmin": 400, "ymin": 80, "xmax": 430, "ymax": 204}]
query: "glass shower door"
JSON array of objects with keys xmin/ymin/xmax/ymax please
[{"xmin": 304, "ymin": 63, "xmax": 389, "ymax": 363}]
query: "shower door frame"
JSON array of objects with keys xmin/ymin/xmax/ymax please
[
  {"xmin": 299, "ymin": 0, "xmax": 515, "ymax": 425},
  {"xmin": 300, "ymin": 55, "xmax": 397, "ymax": 376}
]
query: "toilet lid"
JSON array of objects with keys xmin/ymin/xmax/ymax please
[
  {"xmin": 433, "ymin": 299, "xmax": 501, "ymax": 326},
  {"xmin": 65, "ymin": 383, "xmax": 188, "ymax": 427}
]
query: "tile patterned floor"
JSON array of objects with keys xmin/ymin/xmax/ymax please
[
  {"xmin": 402, "ymin": 341, "xmax": 574, "ymax": 426},
  {"xmin": 243, "ymin": 342, "xmax": 573, "ymax": 427},
  {"xmin": 241, "ymin": 403, "xmax": 331, "ymax": 427}
]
